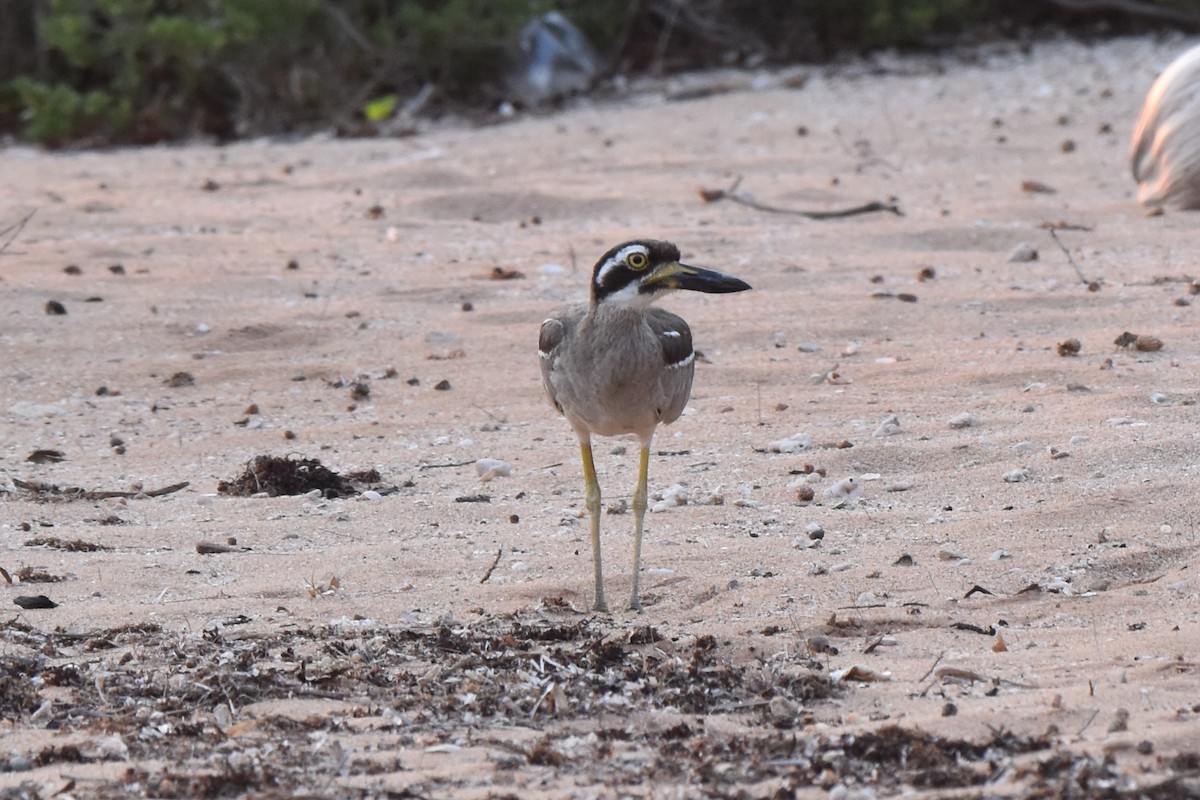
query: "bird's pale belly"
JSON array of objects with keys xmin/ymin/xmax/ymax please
[{"xmin": 555, "ymin": 362, "xmax": 668, "ymax": 439}]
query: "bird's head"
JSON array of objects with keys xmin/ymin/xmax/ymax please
[{"xmin": 590, "ymin": 239, "xmax": 751, "ymax": 308}]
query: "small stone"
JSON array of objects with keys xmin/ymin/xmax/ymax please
[
  {"xmin": 806, "ymin": 522, "xmax": 825, "ymax": 540},
  {"xmin": 873, "ymin": 414, "xmax": 901, "ymax": 437},
  {"xmin": 1003, "ymin": 467, "xmax": 1032, "ymax": 483},
  {"xmin": 948, "ymin": 412, "xmax": 978, "ymax": 429},
  {"xmin": 1008, "ymin": 243, "xmax": 1038, "ymax": 263},
  {"xmin": 937, "ymin": 546, "xmax": 967, "ymax": 561},
  {"xmin": 1134, "ymin": 335, "xmax": 1163, "ymax": 352}
]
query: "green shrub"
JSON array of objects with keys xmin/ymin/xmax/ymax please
[{"xmin": 1, "ymin": 0, "xmax": 1195, "ymax": 146}]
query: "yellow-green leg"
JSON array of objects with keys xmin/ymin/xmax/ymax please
[
  {"xmin": 629, "ymin": 444, "xmax": 651, "ymax": 612},
  {"xmin": 580, "ymin": 439, "xmax": 607, "ymax": 612}
]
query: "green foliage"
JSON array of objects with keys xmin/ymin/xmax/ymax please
[
  {"xmin": 363, "ymin": 94, "xmax": 398, "ymax": 123},
  {"xmin": 9, "ymin": 78, "xmax": 122, "ymax": 145},
  {"xmin": 1, "ymin": 0, "xmax": 1196, "ymax": 146}
]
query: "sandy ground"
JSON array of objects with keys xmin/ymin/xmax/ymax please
[{"xmin": 1, "ymin": 34, "xmax": 1199, "ymax": 799}]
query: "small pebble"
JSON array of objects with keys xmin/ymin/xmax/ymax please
[
  {"xmin": 936, "ymin": 546, "xmax": 967, "ymax": 561},
  {"xmin": 948, "ymin": 412, "xmax": 978, "ymax": 429},
  {"xmin": 873, "ymin": 414, "xmax": 901, "ymax": 437},
  {"xmin": 806, "ymin": 522, "xmax": 825, "ymax": 540},
  {"xmin": 1008, "ymin": 243, "xmax": 1038, "ymax": 263},
  {"xmin": 1003, "ymin": 467, "xmax": 1032, "ymax": 483}
]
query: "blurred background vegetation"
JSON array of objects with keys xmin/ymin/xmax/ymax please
[{"xmin": 1, "ymin": 0, "xmax": 1198, "ymax": 147}]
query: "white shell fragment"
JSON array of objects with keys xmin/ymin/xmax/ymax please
[
  {"xmin": 475, "ymin": 458, "xmax": 512, "ymax": 481},
  {"xmin": 652, "ymin": 483, "xmax": 689, "ymax": 512},
  {"xmin": 767, "ymin": 431, "xmax": 812, "ymax": 453},
  {"xmin": 823, "ymin": 476, "xmax": 862, "ymax": 505},
  {"xmin": 1003, "ymin": 467, "xmax": 1032, "ymax": 483}
]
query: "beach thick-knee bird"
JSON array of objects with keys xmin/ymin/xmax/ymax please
[
  {"xmin": 538, "ymin": 240, "xmax": 751, "ymax": 611},
  {"xmin": 1132, "ymin": 43, "xmax": 1200, "ymax": 210}
]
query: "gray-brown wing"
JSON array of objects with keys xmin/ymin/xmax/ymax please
[
  {"xmin": 645, "ymin": 307, "xmax": 695, "ymax": 425},
  {"xmin": 538, "ymin": 305, "xmax": 584, "ymax": 416}
]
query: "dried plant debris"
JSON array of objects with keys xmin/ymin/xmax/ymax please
[
  {"xmin": 0, "ymin": 614, "xmax": 1190, "ymax": 798},
  {"xmin": 164, "ymin": 371, "xmax": 195, "ymax": 387},
  {"xmin": 13, "ymin": 478, "xmax": 188, "ymax": 501},
  {"xmin": 1056, "ymin": 338, "xmax": 1081, "ymax": 357},
  {"xmin": 217, "ymin": 454, "xmax": 385, "ymax": 498},
  {"xmin": 13, "ymin": 566, "xmax": 64, "ymax": 583},
  {"xmin": 24, "ymin": 536, "xmax": 110, "ymax": 552},
  {"xmin": 25, "ymin": 449, "xmax": 66, "ymax": 464}
]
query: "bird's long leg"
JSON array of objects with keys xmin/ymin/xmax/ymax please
[
  {"xmin": 579, "ymin": 437, "xmax": 607, "ymax": 612},
  {"xmin": 629, "ymin": 441, "xmax": 651, "ymax": 611}
]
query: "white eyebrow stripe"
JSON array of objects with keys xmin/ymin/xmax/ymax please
[
  {"xmin": 612, "ymin": 244, "xmax": 649, "ymax": 264},
  {"xmin": 662, "ymin": 330, "xmax": 681, "ymax": 337},
  {"xmin": 594, "ymin": 244, "xmax": 650, "ymax": 289}
]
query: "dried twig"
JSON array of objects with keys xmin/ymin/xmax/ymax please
[
  {"xmin": 419, "ymin": 460, "xmax": 476, "ymax": 470},
  {"xmin": 13, "ymin": 478, "xmax": 189, "ymax": 500},
  {"xmin": 1043, "ymin": 224, "xmax": 1091, "ymax": 285},
  {"xmin": 0, "ymin": 210, "xmax": 36, "ymax": 256},
  {"xmin": 700, "ymin": 177, "xmax": 903, "ymax": 219},
  {"xmin": 480, "ymin": 547, "xmax": 503, "ymax": 584},
  {"xmin": 918, "ymin": 651, "xmax": 945, "ymax": 683}
]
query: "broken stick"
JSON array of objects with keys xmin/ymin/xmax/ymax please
[{"xmin": 700, "ymin": 177, "xmax": 902, "ymax": 219}]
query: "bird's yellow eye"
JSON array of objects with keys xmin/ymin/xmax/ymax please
[{"xmin": 626, "ymin": 251, "xmax": 649, "ymax": 270}]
